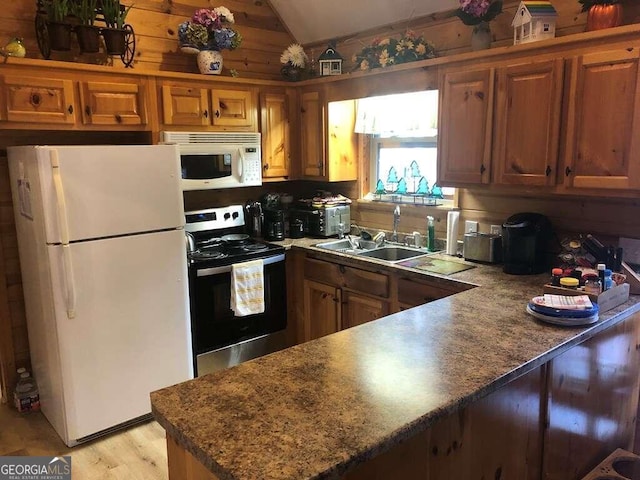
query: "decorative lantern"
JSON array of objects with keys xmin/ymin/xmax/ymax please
[
  {"xmin": 318, "ymin": 44, "xmax": 343, "ymax": 76},
  {"xmin": 512, "ymin": 1, "xmax": 557, "ymax": 45}
]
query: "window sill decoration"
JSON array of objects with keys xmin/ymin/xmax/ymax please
[
  {"xmin": 369, "ymin": 170, "xmax": 446, "ymax": 206},
  {"xmin": 579, "ymin": 0, "xmax": 623, "ymax": 31},
  {"xmin": 351, "ymin": 30, "xmax": 436, "ymax": 71},
  {"xmin": 177, "ymin": 6, "xmax": 242, "ymax": 75}
]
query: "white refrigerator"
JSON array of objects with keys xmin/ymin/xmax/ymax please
[{"xmin": 8, "ymin": 144, "xmax": 193, "ymax": 447}]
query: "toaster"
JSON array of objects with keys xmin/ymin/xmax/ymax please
[{"xmin": 463, "ymin": 232, "xmax": 502, "ymax": 264}]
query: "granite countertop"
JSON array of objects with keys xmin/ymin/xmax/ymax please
[{"xmin": 151, "ymin": 238, "xmax": 640, "ymax": 480}]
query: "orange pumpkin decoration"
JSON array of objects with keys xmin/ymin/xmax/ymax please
[{"xmin": 586, "ymin": 3, "xmax": 623, "ymax": 31}]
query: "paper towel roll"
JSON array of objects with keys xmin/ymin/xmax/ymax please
[{"xmin": 446, "ymin": 211, "xmax": 460, "ymax": 255}]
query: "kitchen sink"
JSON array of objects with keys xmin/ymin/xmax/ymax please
[
  {"xmin": 357, "ymin": 246, "xmax": 430, "ymax": 262},
  {"xmin": 314, "ymin": 238, "xmax": 357, "ymax": 252}
]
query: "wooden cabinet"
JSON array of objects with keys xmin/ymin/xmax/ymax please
[
  {"xmin": 159, "ymin": 81, "xmax": 257, "ymax": 131},
  {"xmin": 1, "ymin": 75, "xmax": 76, "ymax": 125},
  {"xmin": 438, "ymin": 68, "xmax": 494, "ymax": 186},
  {"xmin": 493, "ymin": 59, "xmax": 563, "ymax": 186},
  {"xmin": 301, "ymin": 256, "xmax": 390, "ymax": 342},
  {"xmin": 396, "ymin": 277, "xmax": 471, "ymax": 310},
  {"xmin": 342, "ymin": 292, "xmax": 389, "ymax": 329},
  {"xmin": 161, "ymin": 85, "xmax": 209, "ymax": 127},
  {"xmin": 303, "ymin": 279, "xmax": 341, "ymax": 341},
  {"xmin": 260, "ymin": 91, "xmax": 290, "ymax": 178},
  {"xmin": 300, "ymin": 90, "xmax": 325, "ymax": 177},
  {"xmin": 79, "ymin": 79, "xmax": 148, "ymax": 126},
  {"xmin": 562, "ymin": 47, "xmax": 640, "ymax": 190}
]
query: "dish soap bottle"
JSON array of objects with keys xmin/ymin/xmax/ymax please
[
  {"xmin": 14, "ymin": 368, "xmax": 40, "ymax": 413},
  {"xmin": 427, "ymin": 216, "xmax": 435, "ymax": 252}
]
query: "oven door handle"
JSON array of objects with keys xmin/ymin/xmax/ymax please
[{"xmin": 196, "ymin": 253, "xmax": 285, "ymax": 277}]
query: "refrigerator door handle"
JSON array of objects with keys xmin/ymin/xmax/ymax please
[{"xmin": 51, "ymin": 150, "xmax": 77, "ymax": 319}]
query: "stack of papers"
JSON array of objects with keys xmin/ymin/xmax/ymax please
[{"xmin": 527, "ymin": 295, "xmax": 599, "ymax": 326}]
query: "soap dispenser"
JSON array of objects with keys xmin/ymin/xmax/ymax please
[{"xmin": 427, "ymin": 216, "xmax": 435, "ymax": 252}]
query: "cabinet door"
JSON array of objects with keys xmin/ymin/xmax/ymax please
[
  {"xmin": 161, "ymin": 85, "xmax": 209, "ymax": 126},
  {"xmin": 2, "ymin": 75, "xmax": 76, "ymax": 124},
  {"xmin": 563, "ymin": 48, "xmax": 640, "ymax": 190},
  {"xmin": 493, "ymin": 60, "xmax": 563, "ymax": 186},
  {"xmin": 438, "ymin": 68, "xmax": 494, "ymax": 185},
  {"xmin": 211, "ymin": 88, "xmax": 255, "ymax": 129},
  {"xmin": 327, "ymin": 100, "xmax": 358, "ymax": 181},
  {"xmin": 303, "ymin": 279, "xmax": 340, "ymax": 342},
  {"xmin": 300, "ymin": 90, "xmax": 325, "ymax": 178},
  {"xmin": 79, "ymin": 80, "xmax": 147, "ymax": 126},
  {"xmin": 260, "ymin": 92, "xmax": 289, "ymax": 178},
  {"xmin": 342, "ymin": 292, "xmax": 389, "ymax": 329}
]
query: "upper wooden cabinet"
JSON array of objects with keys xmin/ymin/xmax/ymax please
[
  {"xmin": 299, "ymin": 89, "xmax": 358, "ymax": 181},
  {"xmin": 79, "ymin": 79, "xmax": 147, "ymax": 126},
  {"xmin": 260, "ymin": 90, "xmax": 290, "ymax": 178},
  {"xmin": 1, "ymin": 75, "xmax": 76, "ymax": 125},
  {"xmin": 493, "ymin": 59, "xmax": 563, "ymax": 186},
  {"xmin": 300, "ymin": 90, "xmax": 325, "ymax": 177},
  {"xmin": 438, "ymin": 68, "xmax": 494, "ymax": 186},
  {"xmin": 161, "ymin": 85, "xmax": 209, "ymax": 127},
  {"xmin": 562, "ymin": 47, "xmax": 640, "ymax": 190},
  {"xmin": 159, "ymin": 80, "xmax": 257, "ymax": 131}
]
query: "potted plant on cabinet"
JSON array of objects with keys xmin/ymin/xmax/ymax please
[
  {"xmin": 43, "ymin": 0, "xmax": 71, "ymax": 51},
  {"xmin": 100, "ymin": 0, "xmax": 132, "ymax": 54},
  {"xmin": 579, "ymin": 0, "xmax": 623, "ymax": 31},
  {"xmin": 73, "ymin": 0, "xmax": 100, "ymax": 53}
]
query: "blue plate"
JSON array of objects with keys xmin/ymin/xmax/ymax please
[{"xmin": 528, "ymin": 298, "xmax": 599, "ymax": 318}]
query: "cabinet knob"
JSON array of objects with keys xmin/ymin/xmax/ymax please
[
  {"xmin": 31, "ymin": 93, "xmax": 41, "ymax": 106},
  {"xmin": 215, "ymin": 110, "xmax": 220, "ymax": 118},
  {"xmin": 203, "ymin": 110, "xmax": 208, "ymax": 118},
  {"xmin": 339, "ymin": 265, "xmax": 346, "ymax": 273},
  {"xmin": 565, "ymin": 166, "xmax": 572, "ymax": 177},
  {"xmin": 68, "ymin": 105, "xmax": 73, "ymax": 115},
  {"xmin": 480, "ymin": 164, "xmax": 486, "ymax": 174},
  {"xmin": 545, "ymin": 165, "xmax": 552, "ymax": 176},
  {"xmin": 263, "ymin": 164, "xmax": 269, "ymax": 171},
  {"xmin": 85, "ymin": 105, "xmax": 91, "ymax": 116},
  {"xmin": 115, "ymin": 114, "xmax": 122, "ymax": 123}
]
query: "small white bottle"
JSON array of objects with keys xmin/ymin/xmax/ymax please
[{"xmin": 14, "ymin": 369, "xmax": 40, "ymax": 413}]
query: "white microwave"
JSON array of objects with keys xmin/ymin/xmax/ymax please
[{"xmin": 160, "ymin": 131, "xmax": 262, "ymax": 190}]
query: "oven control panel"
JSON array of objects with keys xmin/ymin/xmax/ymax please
[{"xmin": 185, "ymin": 205, "xmax": 245, "ymax": 233}]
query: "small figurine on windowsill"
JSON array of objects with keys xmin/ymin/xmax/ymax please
[{"xmin": 1, "ymin": 37, "xmax": 26, "ymax": 60}]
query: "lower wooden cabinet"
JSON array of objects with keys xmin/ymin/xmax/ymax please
[
  {"xmin": 303, "ymin": 279, "xmax": 341, "ymax": 341},
  {"xmin": 342, "ymin": 292, "xmax": 389, "ymax": 329}
]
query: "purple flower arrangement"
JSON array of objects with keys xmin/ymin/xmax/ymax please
[
  {"xmin": 453, "ymin": 0, "xmax": 503, "ymax": 25},
  {"xmin": 178, "ymin": 6, "xmax": 242, "ymax": 53}
]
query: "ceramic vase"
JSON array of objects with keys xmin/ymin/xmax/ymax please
[
  {"xmin": 197, "ymin": 50, "xmax": 223, "ymax": 75},
  {"xmin": 471, "ymin": 21, "xmax": 492, "ymax": 51}
]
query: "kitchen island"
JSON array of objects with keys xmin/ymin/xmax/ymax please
[{"xmin": 151, "ymin": 247, "xmax": 640, "ymax": 480}]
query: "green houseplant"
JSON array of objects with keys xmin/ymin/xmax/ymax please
[
  {"xmin": 72, "ymin": 0, "xmax": 100, "ymax": 53},
  {"xmin": 43, "ymin": 0, "xmax": 72, "ymax": 51},
  {"xmin": 100, "ymin": 0, "xmax": 133, "ymax": 54}
]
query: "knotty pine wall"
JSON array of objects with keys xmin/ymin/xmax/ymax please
[
  {"xmin": 2, "ymin": 0, "xmax": 295, "ymax": 79},
  {"xmin": 306, "ymin": 0, "xmax": 640, "ymax": 73}
]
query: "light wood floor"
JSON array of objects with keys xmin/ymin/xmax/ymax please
[{"xmin": 0, "ymin": 402, "xmax": 169, "ymax": 479}]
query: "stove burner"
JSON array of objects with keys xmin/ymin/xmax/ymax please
[
  {"xmin": 238, "ymin": 243, "xmax": 269, "ymax": 253},
  {"xmin": 189, "ymin": 247, "xmax": 228, "ymax": 261}
]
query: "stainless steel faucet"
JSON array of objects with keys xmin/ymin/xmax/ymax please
[{"xmin": 391, "ymin": 206, "xmax": 401, "ymax": 242}]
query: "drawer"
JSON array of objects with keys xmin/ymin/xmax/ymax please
[
  {"xmin": 397, "ymin": 277, "xmax": 466, "ymax": 306},
  {"xmin": 304, "ymin": 257, "xmax": 389, "ymax": 298}
]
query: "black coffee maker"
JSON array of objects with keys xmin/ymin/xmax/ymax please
[
  {"xmin": 264, "ymin": 208, "xmax": 285, "ymax": 241},
  {"xmin": 502, "ymin": 212, "xmax": 554, "ymax": 275}
]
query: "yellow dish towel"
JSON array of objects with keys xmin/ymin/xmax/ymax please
[{"xmin": 230, "ymin": 259, "xmax": 265, "ymax": 317}]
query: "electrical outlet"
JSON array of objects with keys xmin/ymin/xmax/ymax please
[
  {"xmin": 490, "ymin": 224, "xmax": 502, "ymax": 235},
  {"xmin": 464, "ymin": 220, "xmax": 478, "ymax": 234}
]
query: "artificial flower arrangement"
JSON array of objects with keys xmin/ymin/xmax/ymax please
[
  {"xmin": 453, "ymin": 0, "xmax": 503, "ymax": 25},
  {"xmin": 178, "ymin": 6, "xmax": 242, "ymax": 53},
  {"xmin": 351, "ymin": 30, "xmax": 436, "ymax": 71},
  {"xmin": 280, "ymin": 43, "xmax": 308, "ymax": 69}
]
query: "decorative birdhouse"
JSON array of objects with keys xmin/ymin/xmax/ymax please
[
  {"xmin": 318, "ymin": 44, "xmax": 343, "ymax": 76},
  {"xmin": 512, "ymin": 1, "xmax": 558, "ymax": 45}
]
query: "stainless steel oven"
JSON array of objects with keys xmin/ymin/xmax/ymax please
[{"xmin": 185, "ymin": 205, "xmax": 289, "ymax": 376}]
